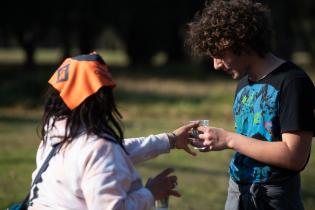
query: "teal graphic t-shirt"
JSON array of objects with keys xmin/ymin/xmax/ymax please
[{"xmin": 230, "ymin": 62, "xmax": 315, "ymax": 184}]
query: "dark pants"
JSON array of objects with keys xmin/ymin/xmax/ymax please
[{"xmin": 224, "ymin": 175, "xmax": 304, "ymax": 210}]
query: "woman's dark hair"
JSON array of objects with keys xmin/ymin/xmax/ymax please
[
  {"xmin": 40, "ymin": 86, "xmax": 125, "ymax": 152},
  {"xmin": 186, "ymin": 0, "xmax": 273, "ymax": 57}
]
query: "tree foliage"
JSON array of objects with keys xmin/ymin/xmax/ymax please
[{"xmin": 0, "ymin": 0, "xmax": 314, "ymax": 69}]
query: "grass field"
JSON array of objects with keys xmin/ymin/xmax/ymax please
[{"xmin": 0, "ymin": 62, "xmax": 314, "ymax": 210}]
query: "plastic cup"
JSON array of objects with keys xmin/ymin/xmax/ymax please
[
  {"xmin": 190, "ymin": 120, "xmax": 209, "ymax": 150},
  {"xmin": 154, "ymin": 196, "xmax": 169, "ymax": 210}
]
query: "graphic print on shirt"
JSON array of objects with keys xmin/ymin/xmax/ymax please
[{"xmin": 230, "ymin": 84, "xmax": 279, "ymax": 183}]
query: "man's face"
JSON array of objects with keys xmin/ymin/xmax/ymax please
[{"xmin": 212, "ymin": 50, "xmax": 248, "ymax": 79}]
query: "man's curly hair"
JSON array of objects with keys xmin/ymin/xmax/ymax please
[{"xmin": 186, "ymin": 0, "xmax": 273, "ymax": 58}]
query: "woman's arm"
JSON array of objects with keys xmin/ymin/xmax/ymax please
[{"xmin": 125, "ymin": 122, "xmax": 198, "ymax": 164}]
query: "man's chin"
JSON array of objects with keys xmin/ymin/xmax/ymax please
[
  {"xmin": 231, "ymin": 71, "xmax": 246, "ymax": 79},
  {"xmin": 230, "ymin": 71, "xmax": 239, "ymax": 79},
  {"xmin": 224, "ymin": 69, "xmax": 240, "ymax": 79}
]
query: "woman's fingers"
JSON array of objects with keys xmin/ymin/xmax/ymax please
[
  {"xmin": 184, "ymin": 146, "xmax": 197, "ymax": 156},
  {"xmin": 169, "ymin": 190, "xmax": 181, "ymax": 197},
  {"xmin": 157, "ymin": 168, "xmax": 174, "ymax": 178}
]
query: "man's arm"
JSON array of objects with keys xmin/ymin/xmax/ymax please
[{"xmin": 199, "ymin": 127, "xmax": 312, "ymax": 171}]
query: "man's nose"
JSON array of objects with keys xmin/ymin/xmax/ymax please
[{"xmin": 213, "ymin": 58, "xmax": 223, "ymax": 70}]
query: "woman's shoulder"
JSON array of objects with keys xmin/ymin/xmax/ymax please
[
  {"xmin": 75, "ymin": 135, "xmax": 132, "ymax": 174},
  {"xmin": 74, "ymin": 133, "xmax": 121, "ymax": 156}
]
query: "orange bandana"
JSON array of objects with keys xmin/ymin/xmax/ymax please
[{"xmin": 48, "ymin": 52, "xmax": 116, "ymax": 110}]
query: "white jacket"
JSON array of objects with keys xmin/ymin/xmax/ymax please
[{"xmin": 28, "ymin": 119, "xmax": 171, "ymax": 210}]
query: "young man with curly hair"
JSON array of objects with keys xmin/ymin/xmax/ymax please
[{"xmin": 186, "ymin": 0, "xmax": 315, "ymax": 209}]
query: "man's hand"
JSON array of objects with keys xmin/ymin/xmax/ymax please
[{"xmin": 197, "ymin": 126, "xmax": 229, "ymax": 151}]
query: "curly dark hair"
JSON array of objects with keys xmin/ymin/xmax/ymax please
[
  {"xmin": 186, "ymin": 0, "xmax": 273, "ymax": 58},
  {"xmin": 40, "ymin": 86, "xmax": 126, "ymax": 152}
]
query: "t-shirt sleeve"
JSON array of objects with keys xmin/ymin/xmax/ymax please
[{"xmin": 280, "ymin": 76, "xmax": 315, "ymax": 135}]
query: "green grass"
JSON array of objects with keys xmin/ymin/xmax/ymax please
[{"xmin": 0, "ymin": 65, "xmax": 314, "ymax": 210}]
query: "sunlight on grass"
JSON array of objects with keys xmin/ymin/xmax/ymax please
[{"xmin": 0, "ymin": 75, "xmax": 314, "ymax": 210}]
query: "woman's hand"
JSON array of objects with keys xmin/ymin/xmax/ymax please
[
  {"xmin": 169, "ymin": 121, "xmax": 199, "ymax": 156},
  {"xmin": 145, "ymin": 168, "xmax": 180, "ymax": 200}
]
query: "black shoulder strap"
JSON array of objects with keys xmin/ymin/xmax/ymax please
[
  {"xmin": 20, "ymin": 143, "xmax": 62, "ymax": 209},
  {"xmin": 31, "ymin": 143, "xmax": 62, "ymax": 186}
]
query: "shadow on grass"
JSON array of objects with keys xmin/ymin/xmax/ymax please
[
  {"xmin": 301, "ymin": 173, "xmax": 315, "ymax": 203},
  {"xmin": 0, "ymin": 116, "xmax": 39, "ymax": 124},
  {"xmin": 0, "ymin": 63, "xmax": 230, "ymax": 107},
  {"xmin": 116, "ymin": 89, "xmax": 205, "ymax": 104},
  {"xmin": 140, "ymin": 162, "xmax": 228, "ymax": 177},
  {"xmin": 0, "ymin": 157, "xmax": 35, "ymax": 165},
  {"xmin": 0, "ymin": 65, "xmax": 50, "ymax": 107},
  {"xmin": 302, "ymin": 189, "xmax": 315, "ymax": 202}
]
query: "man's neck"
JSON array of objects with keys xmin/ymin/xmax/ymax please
[{"xmin": 247, "ymin": 53, "xmax": 285, "ymax": 81}]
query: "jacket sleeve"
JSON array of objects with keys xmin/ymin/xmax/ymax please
[
  {"xmin": 81, "ymin": 171, "xmax": 154, "ymax": 210},
  {"xmin": 124, "ymin": 133, "xmax": 171, "ymax": 164},
  {"xmin": 80, "ymin": 141, "xmax": 154, "ymax": 210}
]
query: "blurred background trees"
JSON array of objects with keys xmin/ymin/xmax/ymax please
[{"xmin": 0, "ymin": 0, "xmax": 314, "ymax": 70}]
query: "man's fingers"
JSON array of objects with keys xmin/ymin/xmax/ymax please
[
  {"xmin": 197, "ymin": 126, "xmax": 207, "ymax": 132},
  {"xmin": 198, "ymin": 133, "xmax": 206, "ymax": 139},
  {"xmin": 190, "ymin": 138, "xmax": 204, "ymax": 146}
]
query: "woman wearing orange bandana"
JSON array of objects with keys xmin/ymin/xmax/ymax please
[{"xmin": 26, "ymin": 53, "xmax": 198, "ymax": 210}]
